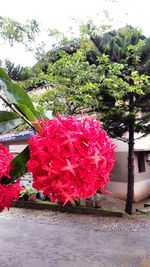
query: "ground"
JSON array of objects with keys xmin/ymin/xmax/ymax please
[
  {"xmin": 85, "ymin": 194, "xmax": 150, "ymax": 213},
  {"xmin": 0, "ymin": 206, "xmax": 150, "ymax": 267}
]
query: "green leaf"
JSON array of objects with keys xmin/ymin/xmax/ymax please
[
  {"xmin": 31, "ymin": 109, "xmax": 49, "ymax": 120},
  {"xmin": 0, "ymin": 67, "xmax": 12, "ymax": 83},
  {"xmin": 15, "ymin": 103, "xmax": 49, "ymax": 123},
  {"xmin": 0, "ymin": 111, "xmax": 21, "ymax": 133},
  {"xmin": 1, "ymin": 146, "xmax": 30, "ymax": 184},
  {"xmin": 30, "ymin": 108, "xmax": 42, "ymax": 119},
  {"xmin": 16, "ymin": 103, "xmax": 37, "ymax": 122},
  {"xmin": 0, "ymin": 77, "xmax": 34, "ymax": 110}
]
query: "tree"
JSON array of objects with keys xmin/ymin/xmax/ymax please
[
  {"xmin": 88, "ymin": 26, "xmax": 150, "ymax": 214},
  {"xmin": 30, "ymin": 49, "xmax": 99, "ymax": 115},
  {"xmin": 0, "ymin": 16, "xmax": 66, "ymax": 64},
  {"xmin": 29, "ymin": 25, "xmax": 150, "ymax": 214},
  {"xmin": 0, "ymin": 59, "xmax": 33, "ymax": 81},
  {"xmin": 0, "ymin": 17, "xmax": 40, "ymax": 48}
]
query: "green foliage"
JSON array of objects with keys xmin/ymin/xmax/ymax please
[
  {"xmin": 0, "ymin": 111, "xmax": 21, "ymax": 133},
  {"xmin": 32, "ymin": 45, "xmax": 150, "ymax": 139},
  {"xmin": 0, "ymin": 67, "xmax": 34, "ymax": 109},
  {"xmin": 11, "ymin": 119, "xmax": 31, "ymax": 133},
  {"xmin": 31, "ymin": 25, "xmax": 150, "ymax": 141},
  {"xmin": 1, "ymin": 146, "xmax": 30, "ymax": 185},
  {"xmin": 15, "ymin": 103, "xmax": 38, "ymax": 122},
  {"xmin": 1, "ymin": 60, "xmax": 33, "ymax": 81},
  {"xmin": 20, "ymin": 186, "xmax": 37, "ymax": 197},
  {"xmin": 0, "ymin": 17, "xmax": 40, "ymax": 47},
  {"xmin": 10, "ymin": 146, "xmax": 30, "ymax": 181},
  {"xmin": 0, "ymin": 67, "xmax": 12, "ymax": 83},
  {"xmin": 31, "ymin": 49, "xmax": 101, "ymax": 114},
  {"xmin": 0, "ymin": 67, "xmax": 49, "ymax": 183}
]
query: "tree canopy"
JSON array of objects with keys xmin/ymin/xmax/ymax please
[
  {"xmin": 29, "ymin": 26, "xmax": 150, "ymax": 139},
  {"xmin": 0, "ymin": 17, "xmax": 40, "ymax": 47}
]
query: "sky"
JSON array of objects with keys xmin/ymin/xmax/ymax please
[{"xmin": 0, "ymin": 0, "xmax": 150, "ymax": 66}]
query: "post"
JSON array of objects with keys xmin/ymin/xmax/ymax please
[{"xmin": 125, "ymin": 93, "xmax": 135, "ymax": 214}]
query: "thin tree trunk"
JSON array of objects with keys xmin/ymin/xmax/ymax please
[{"xmin": 125, "ymin": 94, "xmax": 134, "ymax": 214}]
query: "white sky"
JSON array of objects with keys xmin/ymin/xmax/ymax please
[{"xmin": 0, "ymin": 0, "xmax": 150, "ymax": 66}]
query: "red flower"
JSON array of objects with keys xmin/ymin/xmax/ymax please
[
  {"xmin": 0, "ymin": 180, "xmax": 22, "ymax": 212},
  {"xmin": 0, "ymin": 144, "xmax": 23, "ymax": 212},
  {"xmin": 0, "ymin": 144, "xmax": 13, "ymax": 179},
  {"xmin": 27, "ymin": 115, "xmax": 116, "ymax": 204}
]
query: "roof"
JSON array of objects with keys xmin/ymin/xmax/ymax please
[
  {"xmin": 134, "ymin": 134, "xmax": 150, "ymax": 151},
  {"xmin": 112, "ymin": 133, "xmax": 150, "ymax": 152},
  {"xmin": 0, "ymin": 130, "xmax": 35, "ymax": 143}
]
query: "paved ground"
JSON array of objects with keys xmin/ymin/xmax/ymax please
[
  {"xmin": 0, "ymin": 208, "xmax": 150, "ymax": 267},
  {"xmin": 96, "ymin": 195, "xmax": 150, "ymax": 213}
]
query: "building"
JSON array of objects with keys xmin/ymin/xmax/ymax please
[
  {"xmin": 107, "ymin": 135, "xmax": 150, "ymax": 202},
  {"xmin": 0, "ymin": 130, "xmax": 34, "ymax": 157}
]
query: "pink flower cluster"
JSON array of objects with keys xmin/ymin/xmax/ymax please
[
  {"xmin": 0, "ymin": 180, "xmax": 21, "ymax": 212},
  {"xmin": 0, "ymin": 144, "xmax": 13, "ymax": 179},
  {"xmin": 0, "ymin": 144, "xmax": 22, "ymax": 212},
  {"xmin": 27, "ymin": 115, "xmax": 115, "ymax": 204}
]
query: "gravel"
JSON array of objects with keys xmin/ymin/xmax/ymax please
[{"xmin": 1, "ymin": 207, "xmax": 150, "ymax": 233}]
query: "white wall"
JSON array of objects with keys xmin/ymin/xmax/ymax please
[{"xmin": 106, "ymin": 179, "xmax": 150, "ymax": 202}]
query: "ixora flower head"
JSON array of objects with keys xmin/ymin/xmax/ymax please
[
  {"xmin": 0, "ymin": 144, "xmax": 22, "ymax": 212},
  {"xmin": 27, "ymin": 115, "xmax": 116, "ymax": 205},
  {"xmin": 0, "ymin": 144, "xmax": 13, "ymax": 179},
  {"xmin": 0, "ymin": 181, "xmax": 21, "ymax": 212}
]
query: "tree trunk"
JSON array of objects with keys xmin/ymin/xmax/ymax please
[{"xmin": 125, "ymin": 94, "xmax": 135, "ymax": 214}]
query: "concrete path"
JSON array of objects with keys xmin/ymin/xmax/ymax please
[{"xmin": 0, "ymin": 211, "xmax": 150, "ymax": 267}]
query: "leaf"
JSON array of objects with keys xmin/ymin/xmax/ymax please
[
  {"xmin": 0, "ymin": 76, "xmax": 34, "ymax": 110},
  {"xmin": 30, "ymin": 108, "xmax": 42, "ymax": 119},
  {"xmin": 16, "ymin": 103, "xmax": 37, "ymax": 122},
  {"xmin": 0, "ymin": 111, "xmax": 21, "ymax": 133},
  {"xmin": 32, "ymin": 109, "xmax": 49, "ymax": 120},
  {"xmin": 16, "ymin": 104, "xmax": 48, "ymax": 121},
  {"xmin": 1, "ymin": 146, "xmax": 30, "ymax": 184},
  {"xmin": 0, "ymin": 67, "xmax": 12, "ymax": 83}
]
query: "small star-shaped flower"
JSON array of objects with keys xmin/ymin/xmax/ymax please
[
  {"xmin": 91, "ymin": 150, "xmax": 101, "ymax": 168},
  {"xmin": 61, "ymin": 159, "xmax": 78, "ymax": 176}
]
